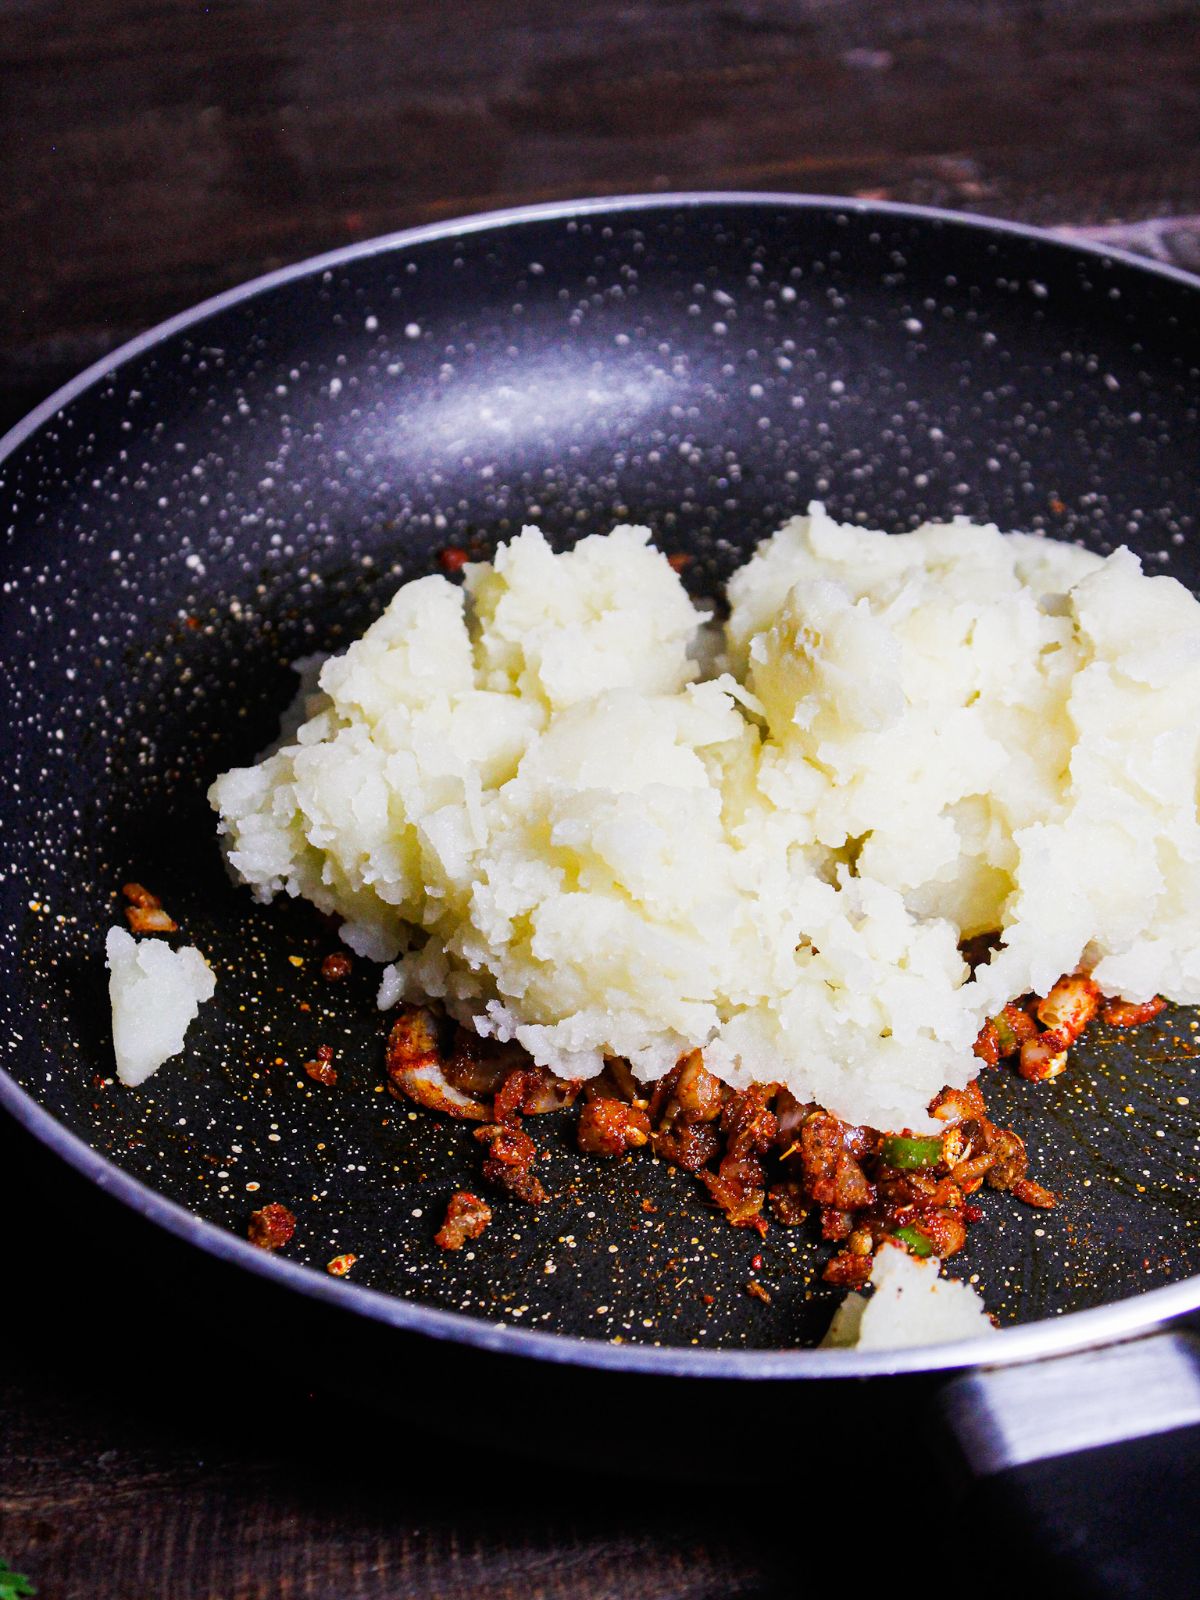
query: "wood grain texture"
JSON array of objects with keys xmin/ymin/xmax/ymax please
[
  {"xmin": 2, "ymin": 1379, "xmax": 779, "ymax": 1600},
  {"xmin": 0, "ymin": 1116, "xmax": 793, "ymax": 1600},
  {"xmin": 1, "ymin": 2, "xmax": 1199, "ymax": 1594},
  {"xmin": 2, "ymin": 0, "xmax": 1200, "ymax": 431}
]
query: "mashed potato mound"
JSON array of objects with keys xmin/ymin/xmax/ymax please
[{"xmin": 209, "ymin": 509, "xmax": 1200, "ymax": 1131}]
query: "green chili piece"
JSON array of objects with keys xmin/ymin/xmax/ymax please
[
  {"xmin": 891, "ymin": 1223, "xmax": 935, "ymax": 1257},
  {"xmin": 992, "ymin": 1010, "xmax": 1019, "ymax": 1054},
  {"xmin": 880, "ymin": 1133, "xmax": 944, "ymax": 1170}
]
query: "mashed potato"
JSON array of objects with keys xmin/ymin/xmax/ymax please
[
  {"xmin": 209, "ymin": 508, "xmax": 1200, "ymax": 1131},
  {"xmin": 821, "ymin": 1240, "xmax": 996, "ymax": 1349},
  {"xmin": 106, "ymin": 927, "xmax": 216, "ymax": 1086}
]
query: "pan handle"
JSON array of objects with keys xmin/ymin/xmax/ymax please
[{"xmin": 939, "ymin": 1327, "xmax": 1200, "ymax": 1599}]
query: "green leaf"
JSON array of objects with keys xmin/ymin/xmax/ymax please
[{"xmin": 0, "ymin": 1558, "xmax": 36, "ymax": 1599}]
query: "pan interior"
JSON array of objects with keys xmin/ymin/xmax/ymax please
[{"xmin": 3, "ymin": 198, "xmax": 1200, "ymax": 1351}]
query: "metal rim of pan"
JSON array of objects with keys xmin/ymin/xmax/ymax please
[{"xmin": 3, "ymin": 189, "xmax": 1200, "ymax": 1380}]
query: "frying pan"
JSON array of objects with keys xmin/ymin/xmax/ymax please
[{"xmin": 2, "ymin": 194, "xmax": 1199, "ymax": 1588}]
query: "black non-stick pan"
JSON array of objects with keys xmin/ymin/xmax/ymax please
[{"xmin": 2, "ymin": 195, "xmax": 1199, "ymax": 1591}]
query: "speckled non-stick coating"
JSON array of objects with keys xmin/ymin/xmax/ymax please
[{"xmin": 2, "ymin": 196, "xmax": 1199, "ymax": 1355}]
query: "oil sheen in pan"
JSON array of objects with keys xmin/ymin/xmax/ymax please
[{"xmin": 1, "ymin": 194, "xmax": 1199, "ymax": 1356}]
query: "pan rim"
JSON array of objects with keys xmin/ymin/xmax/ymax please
[
  {"xmin": 3, "ymin": 189, "xmax": 1199, "ymax": 1379},
  {"xmin": 5, "ymin": 188, "xmax": 1199, "ymax": 465},
  {"xmin": 4, "ymin": 1058, "xmax": 1198, "ymax": 1378}
]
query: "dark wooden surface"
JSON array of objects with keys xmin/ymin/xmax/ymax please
[
  {"xmin": 1, "ymin": 1119, "xmax": 793, "ymax": 1600},
  {"xmin": 3, "ymin": 2, "xmax": 1200, "ymax": 1594}
]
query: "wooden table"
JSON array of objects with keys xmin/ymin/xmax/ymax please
[{"xmin": 2, "ymin": 2, "xmax": 1199, "ymax": 1594}]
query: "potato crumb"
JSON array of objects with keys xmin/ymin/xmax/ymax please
[
  {"xmin": 106, "ymin": 926, "xmax": 215, "ymax": 1086},
  {"xmin": 822, "ymin": 1241, "xmax": 996, "ymax": 1349}
]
